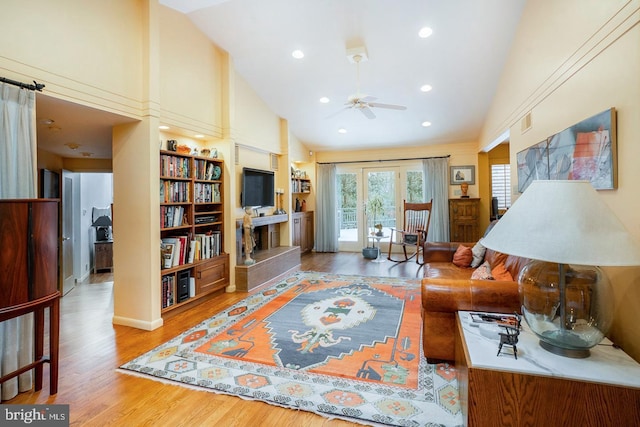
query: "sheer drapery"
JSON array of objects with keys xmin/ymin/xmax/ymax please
[
  {"xmin": 0, "ymin": 82, "xmax": 38, "ymax": 400},
  {"xmin": 422, "ymin": 158, "xmax": 449, "ymax": 242},
  {"xmin": 315, "ymin": 163, "xmax": 339, "ymax": 252}
]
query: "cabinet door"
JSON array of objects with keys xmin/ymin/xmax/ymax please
[
  {"xmin": 195, "ymin": 255, "xmax": 229, "ymax": 294},
  {"xmin": 292, "ymin": 216, "xmax": 302, "ymax": 247},
  {"xmin": 303, "ymin": 213, "xmax": 314, "ymax": 253}
]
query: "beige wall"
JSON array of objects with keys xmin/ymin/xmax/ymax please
[{"xmin": 481, "ymin": 0, "xmax": 640, "ymax": 361}]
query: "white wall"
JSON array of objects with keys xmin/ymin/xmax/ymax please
[{"xmin": 78, "ymin": 173, "xmax": 113, "ymax": 281}]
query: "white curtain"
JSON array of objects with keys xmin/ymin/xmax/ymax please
[
  {"xmin": 315, "ymin": 163, "xmax": 339, "ymax": 252},
  {"xmin": 0, "ymin": 82, "xmax": 38, "ymax": 400},
  {"xmin": 423, "ymin": 157, "xmax": 450, "ymax": 242}
]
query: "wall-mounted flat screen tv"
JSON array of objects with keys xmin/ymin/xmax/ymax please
[{"xmin": 241, "ymin": 167, "xmax": 275, "ymax": 208}]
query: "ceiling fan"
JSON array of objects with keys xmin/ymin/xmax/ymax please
[{"xmin": 329, "ymin": 53, "xmax": 407, "ymax": 120}]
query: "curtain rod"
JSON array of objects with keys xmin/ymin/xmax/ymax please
[
  {"xmin": 0, "ymin": 77, "xmax": 45, "ymax": 92},
  {"xmin": 317, "ymin": 154, "xmax": 450, "ymax": 165}
]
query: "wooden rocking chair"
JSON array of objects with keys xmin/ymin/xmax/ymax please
[{"xmin": 387, "ymin": 199, "xmax": 432, "ymax": 264}]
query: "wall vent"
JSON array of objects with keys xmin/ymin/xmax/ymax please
[
  {"xmin": 521, "ymin": 112, "xmax": 532, "ymax": 133},
  {"xmin": 270, "ymin": 153, "xmax": 279, "ymax": 170},
  {"xmin": 234, "ymin": 144, "xmax": 240, "ymax": 165}
]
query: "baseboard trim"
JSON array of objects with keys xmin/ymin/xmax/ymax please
[{"xmin": 112, "ymin": 315, "xmax": 163, "ymax": 331}]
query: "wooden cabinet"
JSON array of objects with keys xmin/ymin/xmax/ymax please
[
  {"xmin": 0, "ymin": 199, "xmax": 60, "ymax": 395},
  {"xmin": 94, "ymin": 241, "xmax": 113, "ymax": 273},
  {"xmin": 292, "ymin": 211, "xmax": 314, "ymax": 254},
  {"xmin": 449, "ymin": 198, "xmax": 480, "ymax": 242},
  {"xmin": 160, "ymin": 150, "xmax": 228, "ymax": 314},
  {"xmin": 455, "ymin": 313, "xmax": 640, "ymax": 426}
]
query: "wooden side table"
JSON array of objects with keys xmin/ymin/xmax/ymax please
[
  {"xmin": 455, "ymin": 312, "xmax": 640, "ymax": 426},
  {"xmin": 94, "ymin": 240, "xmax": 113, "ymax": 273}
]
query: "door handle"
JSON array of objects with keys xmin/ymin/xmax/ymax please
[{"xmin": 63, "ymin": 236, "xmax": 71, "ymax": 241}]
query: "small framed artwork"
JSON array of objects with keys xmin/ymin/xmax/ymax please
[{"xmin": 450, "ymin": 165, "xmax": 475, "ymax": 185}]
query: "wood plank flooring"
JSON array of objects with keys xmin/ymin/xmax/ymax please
[{"xmin": 5, "ymin": 252, "xmax": 422, "ymax": 426}]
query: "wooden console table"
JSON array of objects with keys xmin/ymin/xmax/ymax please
[
  {"xmin": 454, "ymin": 312, "xmax": 640, "ymax": 426},
  {"xmin": 0, "ymin": 200, "xmax": 60, "ymax": 396}
]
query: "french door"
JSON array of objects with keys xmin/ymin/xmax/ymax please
[
  {"xmin": 337, "ymin": 163, "xmax": 425, "ymax": 252},
  {"xmin": 337, "ymin": 167, "xmax": 399, "ymax": 252}
]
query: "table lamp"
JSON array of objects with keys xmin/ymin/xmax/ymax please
[{"xmin": 482, "ymin": 180, "xmax": 640, "ymax": 358}]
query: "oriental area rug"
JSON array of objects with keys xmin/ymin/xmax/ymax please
[{"xmin": 119, "ymin": 271, "xmax": 462, "ymax": 426}]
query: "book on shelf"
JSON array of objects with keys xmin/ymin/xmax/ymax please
[{"xmin": 161, "ymin": 274, "xmax": 175, "ymax": 308}]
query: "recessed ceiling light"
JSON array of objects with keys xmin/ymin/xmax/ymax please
[
  {"xmin": 39, "ymin": 118, "xmax": 54, "ymax": 125},
  {"xmin": 194, "ymin": 134, "xmax": 204, "ymax": 138},
  {"xmin": 159, "ymin": 125, "xmax": 170, "ymax": 130},
  {"xmin": 319, "ymin": 97, "xmax": 330, "ymax": 104},
  {"xmin": 338, "ymin": 128, "xmax": 347, "ymax": 134},
  {"xmin": 292, "ymin": 50, "xmax": 304, "ymax": 59},
  {"xmin": 65, "ymin": 143, "xmax": 80, "ymax": 150},
  {"xmin": 420, "ymin": 84, "xmax": 433, "ymax": 92},
  {"xmin": 422, "ymin": 121, "xmax": 432, "ymax": 127},
  {"xmin": 419, "ymin": 27, "xmax": 433, "ymax": 38}
]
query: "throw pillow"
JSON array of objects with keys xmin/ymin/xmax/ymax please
[
  {"xmin": 492, "ymin": 262, "xmax": 514, "ymax": 281},
  {"xmin": 452, "ymin": 244, "xmax": 473, "ymax": 268},
  {"xmin": 470, "ymin": 239, "xmax": 486, "ymax": 268},
  {"xmin": 471, "ymin": 260, "xmax": 494, "ymax": 280}
]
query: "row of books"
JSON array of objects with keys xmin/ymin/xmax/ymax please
[
  {"xmin": 160, "ymin": 205, "xmax": 186, "ymax": 229},
  {"xmin": 161, "ymin": 274, "xmax": 175, "ymax": 308},
  {"xmin": 161, "ymin": 231, "xmax": 222, "ymax": 268},
  {"xmin": 194, "ymin": 183, "xmax": 221, "ymax": 203},
  {"xmin": 194, "ymin": 159, "xmax": 220, "ymax": 181},
  {"xmin": 292, "ymin": 179, "xmax": 311, "ymax": 193},
  {"xmin": 160, "ymin": 154, "xmax": 190, "ymax": 178},
  {"xmin": 160, "ymin": 180, "xmax": 190, "ymax": 203}
]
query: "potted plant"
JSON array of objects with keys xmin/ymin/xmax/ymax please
[{"xmin": 362, "ymin": 196, "xmax": 384, "ymax": 259}]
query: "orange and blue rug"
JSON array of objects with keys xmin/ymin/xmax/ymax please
[{"xmin": 120, "ymin": 271, "xmax": 462, "ymax": 426}]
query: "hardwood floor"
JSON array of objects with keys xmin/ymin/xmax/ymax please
[{"xmin": 6, "ymin": 252, "xmax": 423, "ymax": 426}]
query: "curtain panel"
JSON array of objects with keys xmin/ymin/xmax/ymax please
[
  {"xmin": 423, "ymin": 158, "xmax": 450, "ymax": 242},
  {"xmin": 0, "ymin": 82, "xmax": 38, "ymax": 400},
  {"xmin": 315, "ymin": 163, "xmax": 339, "ymax": 252}
]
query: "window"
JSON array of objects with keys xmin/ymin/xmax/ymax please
[{"xmin": 491, "ymin": 164, "xmax": 511, "ymax": 210}]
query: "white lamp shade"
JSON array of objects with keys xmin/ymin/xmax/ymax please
[{"xmin": 482, "ymin": 180, "xmax": 640, "ymax": 266}]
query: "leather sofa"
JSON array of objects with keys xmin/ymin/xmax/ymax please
[{"xmin": 420, "ymin": 242, "xmax": 530, "ymax": 362}]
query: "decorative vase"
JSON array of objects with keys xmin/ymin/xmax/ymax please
[{"xmin": 362, "ymin": 247, "xmax": 379, "ymax": 259}]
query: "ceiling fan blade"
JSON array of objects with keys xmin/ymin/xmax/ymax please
[
  {"xmin": 359, "ymin": 95, "xmax": 377, "ymax": 103},
  {"xmin": 368, "ymin": 102, "xmax": 407, "ymax": 110},
  {"xmin": 360, "ymin": 106, "xmax": 376, "ymax": 119},
  {"xmin": 325, "ymin": 106, "xmax": 351, "ymax": 119}
]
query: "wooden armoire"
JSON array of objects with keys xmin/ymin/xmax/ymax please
[{"xmin": 0, "ymin": 199, "xmax": 60, "ymax": 395}]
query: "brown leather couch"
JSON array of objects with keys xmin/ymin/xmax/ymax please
[{"xmin": 420, "ymin": 242, "xmax": 530, "ymax": 363}]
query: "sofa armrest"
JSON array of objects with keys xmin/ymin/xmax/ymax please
[{"xmin": 422, "ymin": 277, "xmax": 521, "ymax": 314}]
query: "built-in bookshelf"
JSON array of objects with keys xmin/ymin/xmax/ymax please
[{"xmin": 160, "ymin": 150, "xmax": 229, "ymax": 314}]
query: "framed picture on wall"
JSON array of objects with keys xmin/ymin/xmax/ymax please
[{"xmin": 450, "ymin": 165, "xmax": 475, "ymax": 185}]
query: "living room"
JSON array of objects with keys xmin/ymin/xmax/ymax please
[{"xmin": 2, "ymin": 0, "xmax": 640, "ymax": 424}]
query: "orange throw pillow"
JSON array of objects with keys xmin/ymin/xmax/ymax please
[
  {"xmin": 492, "ymin": 262, "xmax": 514, "ymax": 281},
  {"xmin": 452, "ymin": 244, "xmax": 473, "ymax": 268}
]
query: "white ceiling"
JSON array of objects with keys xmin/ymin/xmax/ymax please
[{"xmin": 35, "ymin": 0, "xmax": 525, "ymax": 159}]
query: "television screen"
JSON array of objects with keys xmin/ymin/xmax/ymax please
[{"xmin": 242, "ymin": 167, "xmax": 275, "ymax": 207}]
